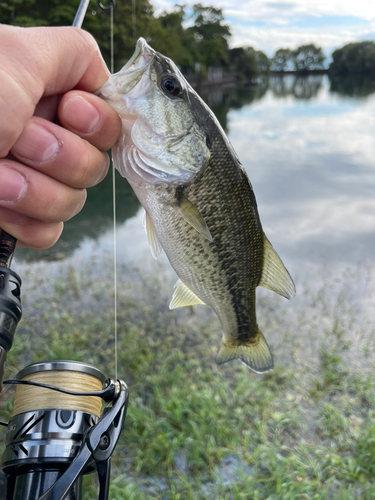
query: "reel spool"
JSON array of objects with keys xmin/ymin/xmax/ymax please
[
  {"xmin": 11, "ymin": 360, "xmax": 104, "ymax": 417},
  {"xmin": 2, "ymin": 360, "xmax": 128, "ymax": 500}
]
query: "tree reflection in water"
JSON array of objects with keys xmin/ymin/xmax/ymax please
[{"xmin": 16, "ymin": 74, "xmax": 375, "ymax": 263}]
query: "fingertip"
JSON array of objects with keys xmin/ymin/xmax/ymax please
[
  {"xmin": 59, "ymin": 91, "xmax": 122, "ymax": 151},
  {"xmin": 18, "ymin": 221, "xmax": 64, "ymax": 250},
  {"xmin": 61, "ymin": 95, "xmax": 101, "ymax": 135},
  {"xmin": 0, "ymin": 207, "xmax": 64, "ymax": 250}
]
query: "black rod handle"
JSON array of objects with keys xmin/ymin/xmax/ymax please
[
  {"xmin": 0, "ymin": 230, "xmax": 20, "ymax": 392},
  {"xmin": 0, "ymin": 231, "xmax": 17, "ymax": 268}
]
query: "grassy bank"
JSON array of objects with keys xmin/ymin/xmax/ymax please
[{"xmin": 0, "ymin": 258, "xmax": 374, "ymax": 499}]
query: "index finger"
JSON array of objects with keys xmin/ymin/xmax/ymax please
[{"xmin": 0, "ymin": 25, "xmax": 110, "ymax": 157}]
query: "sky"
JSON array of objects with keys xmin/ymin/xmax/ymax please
[{"xmin": 152, "ymin": 0, "xmax": 375, "ymax": 58}]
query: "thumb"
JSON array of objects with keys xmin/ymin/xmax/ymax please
[{"xmin": 0, "ymin": 25, "xmax": 110, "ymax": 157}]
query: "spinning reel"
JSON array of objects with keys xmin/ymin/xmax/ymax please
[{"xmin": 0, "ymin": 231, "xmax": 128, "ymax": 500}]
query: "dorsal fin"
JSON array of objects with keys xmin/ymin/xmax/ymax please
[
  {"xmin": 169, "ymin": 279, "xmax": 206, "ymax": 309},
  {"xmin": 143, "ymin": 210, "xmax": 162, "ymax": 260},
  {"xmin": 258, "ymin": 235, "xmax": 296, "ymax": 299}
]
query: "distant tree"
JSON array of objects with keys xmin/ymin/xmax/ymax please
[
  {"xmin": 292, "ymin": 44, "xmax": 325, "ymax": 73},
  {"xmin": 229, "ymin": 47, "xmax": 257, "ymax": 80},
  {"xmin": 106, "ymin": 0, "xmax": 163, "ymax": 70},
  {"xmin": 255, "ymin": 50, "xmax": 270, "ymax": 74},
  {"xmin": 0, "ymin": 0, "xmax": 82, "ymax": 26},
  {"xmin": 188, "ymin": 4, "xmax": 231, "ymax": 68},
  {"xmin": 0, "ymin": 0, "xmax": 160, "ymax": 71},
  {"xmin": 329, "ymin": 41, "xmax": 375, "ymax": 76},
  {"xmin": 271, "ymin": 48, "xmax": 293, "ymax": 72},
  {"xmin": 156, "ymin": 6, "xmax": 198, "ymax": 71},
  {"xmin": 229, "ymin": 47, "xmax": 270, "ymax": 79}
]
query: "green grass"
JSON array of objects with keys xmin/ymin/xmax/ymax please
[{"xmin": 1, "ymin": 259, "xmax": 374, "ymax": 499}]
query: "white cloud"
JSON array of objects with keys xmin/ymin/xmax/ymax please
[
  {"xmin": 224, "ymin": 0, "xmax": 375, "ymax": 23},
  {"xmin": 153, "ymin": 0, "xmax": 375, "ymax": 55},
  {"xmin": 230, "ymin": 22, "xmax": 375, "ymax": 55}
]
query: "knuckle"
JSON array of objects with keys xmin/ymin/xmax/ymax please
[{"xmin": 72, "ymin": 27, "xmax": 97, "ymax": 49}]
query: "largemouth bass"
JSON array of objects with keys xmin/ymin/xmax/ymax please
[{"xmin": 99, "ymin": 38, "xmax": 295, "ymax": 373}]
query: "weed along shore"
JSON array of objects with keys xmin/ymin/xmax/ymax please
[{"xmin": 0, "ymin": 256, "xmax": 374, "ymax": 499}]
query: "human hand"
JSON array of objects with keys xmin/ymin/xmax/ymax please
[{"xmin": 0, "ymin": 25, "xmax": 121, "ymax": 249}]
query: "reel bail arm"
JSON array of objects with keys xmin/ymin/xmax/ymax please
[{"xmin": 39, "ymin": 379, "xmax": 128, "ymax": 500}]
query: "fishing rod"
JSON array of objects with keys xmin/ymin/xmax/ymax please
[
  {"xmin": 0, "ymin": 1, "xmax": 126, "ymax": 499},
  {"xmin": 0, "ymin": 229, "xmax": 125, "ymax": 500},
  {"xmin": 0, "ymin": 204, "xmax": 127, "ymax": 500}
]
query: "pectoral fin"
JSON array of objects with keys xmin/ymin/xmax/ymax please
[
  {"xmin": 169, "ymin": 279, "xmax": 206, "ymax": 309},
  {"xmin": 258, "ymin": 235, "xmax": 296, "ymax": 299},
  {"xmin": 143, "ymin": 210, "xmax": 162, "ymax": 260},
  {"xmin": 170, "ymin": 194, "xmax": 213, "ymax": 242}
]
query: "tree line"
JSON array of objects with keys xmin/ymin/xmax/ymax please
[
  {"xmin": 1, "ymin": 0, "xmax": 373, "ymax": 78},
  {"xmin": 329, "ymin": 41, "xmax": 375, "ymax": 76}
]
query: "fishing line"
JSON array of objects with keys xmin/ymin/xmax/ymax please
[
  {"xmin": 96, "ymin": 0, "xmax": 118, "ymax": 381},
  {"xmin": 109, "ymin": 2, "xmax": 118, "ymax": 383},
  {"xmin": 112, "ymin": 157, "xmax": 118, "ymax": 382},
  {"xmin": 110, "ymin": 5, "xmax": 114, "ymax": 74},
  {"xmin": 132, "ymin": 0, "xmax": 136, "ymax": 41},
  {"xmin": 73, "ymin": 0, "xmax": 118, "ymax": 380}
]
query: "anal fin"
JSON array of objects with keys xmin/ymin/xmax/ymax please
[
  {"xmin": 169, "ymin": 279, "xmax": 206, "ymax": 309},
  {"xmin": 258, "ymin": 234, "xmax": 296, "ymax": 299},
  {"xmin": 216, "ymin": 327, "xmax": 273, "ymax": 374},
  {"xmin": 170, "ymin": 194, "xmax": 213, "ymax": 242}
]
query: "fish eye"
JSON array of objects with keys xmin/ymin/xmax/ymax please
[{"xmin": 161, "ymin": 75, "xmax": 182, "ymax": 97}]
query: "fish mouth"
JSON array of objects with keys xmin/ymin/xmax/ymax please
[
  {"xmin": 113, "ymin": 38, "xmax": 155, "ymax": 94},
  {"xmin": 122, "ymin": 37, "xmax": 155, "ymax": 72},
  {"xmin": 99, "ymin": 38, "xmax": 155, "ymax": 99}
]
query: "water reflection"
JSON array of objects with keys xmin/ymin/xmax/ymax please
[
  {"xmin": 227, "ymin": 74, "xmax": 375, "ymax": 319},
  {"xmin": 268, "ymin": 74, "xmax": 324, "ymax": 99},
  {"xmin": 329, "ymin": 75, "xmax": 375, "ymax": 98},
  {"xmin": 203, "ymin": 86, "xmax": 267, "ymax": 133},
  {"xmin": 15, "ymin": 74, "xmax": 375, "ymax": 270}
]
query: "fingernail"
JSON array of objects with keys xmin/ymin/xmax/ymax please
[
  {"xmin": 12, "ymin": 122, "xmax": 60, "ymax": 163},
  {"xmin": 63, "ymin": 96, "xmax": 100, "ymax": 133},
  {"xmin": 0, "ymin": 167, "xmax": 27, "ymax": 203}
]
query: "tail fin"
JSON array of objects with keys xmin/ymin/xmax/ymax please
[{"xmin": 215, "ymin": 327, "xmax": 273, "ymax": 373}]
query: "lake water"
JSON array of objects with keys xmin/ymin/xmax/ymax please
[{"xmin": 14, "ymin": 74, "xmax": 375, "ymax": 324}]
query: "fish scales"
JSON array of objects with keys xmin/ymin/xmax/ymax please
[
  {"xmin": 138, "ymin": 130, "xmax": 263, "ymax": 338},
  {"xmin": 99, "ymin": 38, "xmax": 296, "ymax": 373}
]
